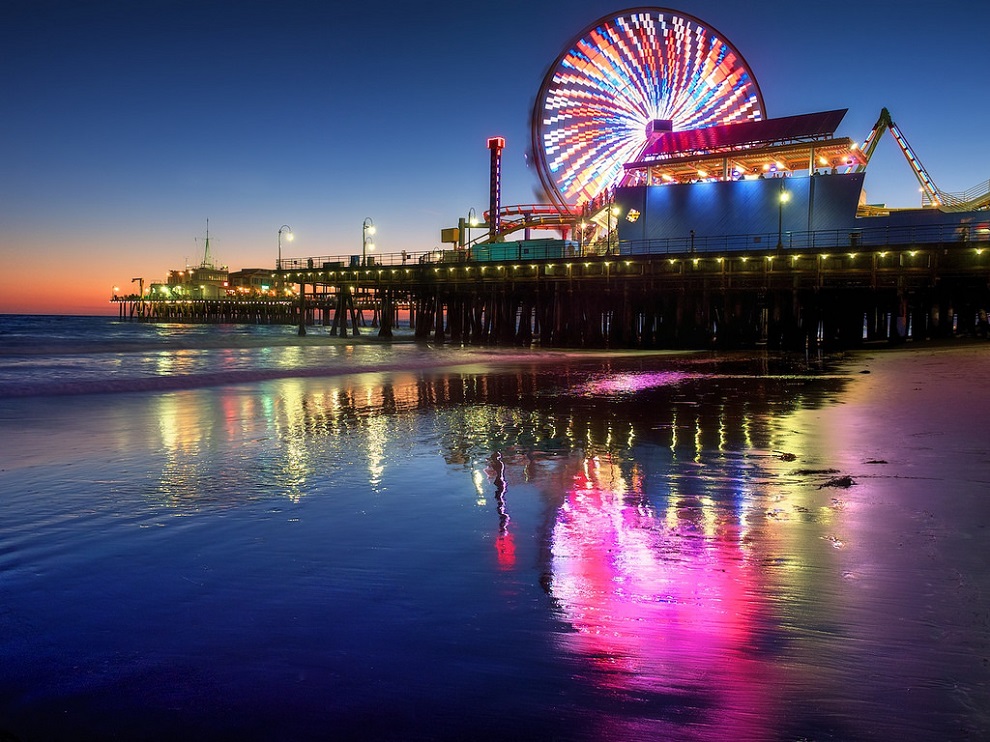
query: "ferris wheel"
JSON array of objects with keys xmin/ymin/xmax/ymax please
[{"xmin": 531, "ymin": 8, "xmax": 766, "ymax": 210}]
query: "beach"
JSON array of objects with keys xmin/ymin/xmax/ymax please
[{"xmin": 1, "ymin": 318, "xmax": 988, "ymax": 741}]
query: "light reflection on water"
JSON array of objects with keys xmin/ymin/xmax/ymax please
[
  {"xmin": 548, "ymin": 455, "xmax": 777, "ymax": 740},
  {"xmin": 1, "ymin": 349, "xmax": 986, "ymax": 741},
  {"xmin": 141, "ymin": 355, "xmax": 842, "ymax": 736}
]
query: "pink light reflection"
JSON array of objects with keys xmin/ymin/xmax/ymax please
[
  {"xmin": 579, "ymin": 371, "xmax": 690, "ymax": 396},
  {"xmin": 549, "ymin": 457, "xmax": 781, "ymax": 739}
]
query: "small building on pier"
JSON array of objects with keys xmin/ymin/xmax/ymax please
[
  {"xmin": 149, "ymin": 264, "xmax": 230, "ymax": 300},
  {"xmin": 228, "ymin": 268, "xmax": 285, "ymax": 297}
]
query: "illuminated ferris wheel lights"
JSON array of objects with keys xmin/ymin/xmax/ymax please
[{"xmin": 532, "ymin": 9, "xmax": 765, "ymax": 208}]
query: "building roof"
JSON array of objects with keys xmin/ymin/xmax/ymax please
[
  {"xmin": 636, "ymin": 109, "xmax": 850, "ymax": 162},
  {"xmin": 621, "ymin": 109, "xmax": 866, "ymax": 185}
]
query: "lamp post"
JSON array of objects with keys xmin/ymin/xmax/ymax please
[
  {"xmin": 362, "ymin": 217, "xmax": 376, "ymax": 266},
  {"xmin": 131, "ymin": 277, "xmax": 144, "ymax": 316},
  {"xmin": 608, "ymin": 205, "xmax": 620, "ymax": 255},
  {"xmin": 776, "ymin": 184, "xmax": 790, "ymax": 250},
  {"xmin": 277, "ymin": 225, "xmax": 293, "ymax": 295},
  {"xmin": 467, "ymin": 207, "xmax": 478, "ymax": 246}
]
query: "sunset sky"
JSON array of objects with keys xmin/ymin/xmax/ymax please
[{"xmin": 3, "ymin": 0, "xmax": 989, "ymax": 315}]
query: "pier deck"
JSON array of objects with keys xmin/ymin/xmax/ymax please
[{"xmin": 114, "ymin": 228, "xmax": 990, "ymax": 350}]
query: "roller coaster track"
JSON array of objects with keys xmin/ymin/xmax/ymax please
[{"xmin": 476, "ymin": 203, "xmax": 580, "ymax": 243}]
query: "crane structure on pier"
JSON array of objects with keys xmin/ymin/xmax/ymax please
[{"xmin": 855, "ymin": 108, "xmax": 990, "ymax": 212}]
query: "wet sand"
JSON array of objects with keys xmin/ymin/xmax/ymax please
[{"xmin": 771, "ymin": 342, "xmax": 990, "ymax": 738}]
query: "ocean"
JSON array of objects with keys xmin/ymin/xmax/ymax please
[{"xmin": 1, "ymin": 315, "xmax": 988, "ymax": 741}]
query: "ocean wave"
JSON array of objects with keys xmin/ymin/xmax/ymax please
[{"xmin": 0, "ymin": 349, "xmax": 577, "ymax": 399}]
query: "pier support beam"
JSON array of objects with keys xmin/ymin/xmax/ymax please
[{"xmin": 297, "ymin": 281, "xmax": 307, "ymax": 336}]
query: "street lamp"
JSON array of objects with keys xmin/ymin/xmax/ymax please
[
  {"xmin": 277, "ymin": 225, "xmax": 293, "ymax": 269},
  {"xmin": 608, "ymin": 205, "xmax": 620, "ymax": 254},
  {"xmin": 277, "ymin": 225, "xmax": 293, "ymax": 295},
  {"xmin": 467, "ymin": 207, "xmax": 479, "ymax": 245},
  {"xmin": 362, "ymin": 217, "xmax": 376, "ymax": 266},
  {"xmin": 776, "ymin": 185, "xmax": 790, "ymax": 250}
]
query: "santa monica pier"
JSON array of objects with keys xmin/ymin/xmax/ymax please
[{"xmin": 113, "ymin": 9, "xmax": 990, "ymax": 350}]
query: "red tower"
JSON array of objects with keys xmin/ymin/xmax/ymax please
[{"xmin": 487, "ymin": 137, "xmax": 505, "ymax": 238}]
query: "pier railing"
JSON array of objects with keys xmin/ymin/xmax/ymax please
[
  {"xmin": 279, "ymin": 220, "xmax": 989, "ymax": 269},
  {"xmin": 620, "ymin": 221, "xmax": 987, "ymax": 256}
]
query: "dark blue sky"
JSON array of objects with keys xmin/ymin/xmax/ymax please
[{"xmin": 3, "ymin": 0, "xmax": 988, "ymax": 313}]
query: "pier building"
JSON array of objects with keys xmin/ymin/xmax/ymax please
[{"xmin": 148, "ymin": 223, "xmax": 231, "ymax": 301}]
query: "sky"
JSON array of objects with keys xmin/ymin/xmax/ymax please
[{"xmin": 2, "ymin": 0, "xmax": 989, "ymax": 315}]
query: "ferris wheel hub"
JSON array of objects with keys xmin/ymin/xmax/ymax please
[{"xmin": 646, "ymin": 119, "xmax": 673, "ymax": 140}]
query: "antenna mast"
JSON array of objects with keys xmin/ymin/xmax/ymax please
[
  {"xmin": 203, "ymin": 219, "xmax": 212, "ymax": 267},
  {"xmin": 196, "ymin": 219, "xmax": 215, "ymax": 268}
]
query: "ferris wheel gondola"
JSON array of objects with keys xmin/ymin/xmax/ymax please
[{"xmin": 531, "ymin": 8, "xmax": 766, "ymax": 210}]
